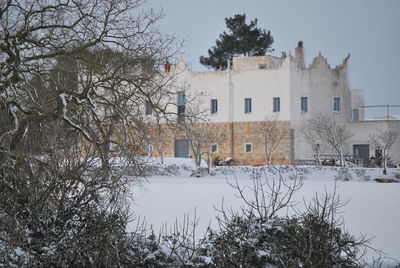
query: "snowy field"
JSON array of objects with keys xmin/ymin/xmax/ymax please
[{"xmin": 130, "ymin": 158, "xmax": 400, "ymax": 263}]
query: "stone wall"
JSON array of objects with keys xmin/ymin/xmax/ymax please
[
  {"xmin": 229, "ymin": 121, "xmax": 292, "ymax": 165},
  {"xmin": 150, "ymin": 121, "xmax": 293, "ymax": 166}
]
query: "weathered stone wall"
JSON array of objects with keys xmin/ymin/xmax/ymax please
[
  {"xmin": 150, "ymin": 121, "xmax": 293, "ymax": 166},
  {"xmin": 229, "ymin": 121, "xmax": 292, "ymax": 165}
]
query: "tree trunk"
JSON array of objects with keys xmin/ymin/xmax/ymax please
[
  {"xmin": 339, "ymin": 149, "xmax": 345, "ymax": 167},
  {"xmin": 208, "ymin": 152, "xmax": 212, "ymax": 174},
  {"xmin": 316, "ymin": 148, "xmax": 321, "ymax": 166},
  {"xmin": 196, "ymin": 145, "xmax": 201, "ymax": 169},
  {"xmin": 383, "ymin": 150, "xmax": 387, "ymax": 175},
  {"xmin": 268, "ymin": 151, "xmax": 273, "ymax": 165},
  {"xmin": 195, "ymin": 155, "xmax": 201, "ymax": 169}
]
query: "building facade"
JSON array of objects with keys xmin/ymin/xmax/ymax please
[{"xmin": 149, "ymin": 42, "xmax": 400, "ymax": 166}]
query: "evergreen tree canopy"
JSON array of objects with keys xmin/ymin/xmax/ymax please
[{"xmin": 200, "ymin": 14, "xmax": 274, "ymax": 70}]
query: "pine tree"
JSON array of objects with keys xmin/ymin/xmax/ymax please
[{"xmin": 200, "ymin": 14, "xmax": 274, "ymax": 70}]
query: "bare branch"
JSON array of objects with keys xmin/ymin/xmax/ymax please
[
  {"xmin": 257, "ymin": 115, "xmax": 284, "ymax": 165},
  {"xmin": 308, "ymin": 114, "xmax": 352, "ymax": 167}
]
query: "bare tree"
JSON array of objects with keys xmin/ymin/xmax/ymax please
[
  {"xmin": 0, "ymin": 0, "xmax": 182, "ymax": 177},
  {"xmin": 369, "ymin": 129, "xmax": 399, "ymax": 175},
  {"xmin": 149, "ymin": 123, "xmax": 172, "ymax": 164},
  {"xmin": 292, "ymin": 187, "xmax": 370, "ymax": 268},
  {"xmin": 309, "ymin": 115, "xmax": 352, "ymax": 167},
  {"xmin": 182, "ymin": 120, "xmax": 217, "ymax": 171},
  {"xmin": 160, "ymin": 210, "xmax": 210, "ymax": 266},
  {"xmin": 0, "ymin": 0, "xmax": 180, "ymax": 150},
  {"xmin": 257, "ymin": 116, "xmax": 285, "ymax": 165},
  {"xmin": 301, "ymin": 123, "xmax": 326, "ymax": 165},
  {"xmin": 223, "ymin": 168, "xmax": 302, "ymax": 220},
  {"xmin": 0, "ymin": 1, "xmax": 181, "ymax": 265},
  {"xmin": 178, "ymin": 91, "xmax": 219, "ymax": 172}
]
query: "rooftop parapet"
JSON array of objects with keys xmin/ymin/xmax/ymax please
[
  {"xmin": 175, "ymin": 42, "xmax": 350, "ymax": 74},
  {"xmin": 231, "ymin": 41, "xmax": 350, "ymax": 72},
  {"xmin": 232, "ymin": 54, "xmax": 285, "ymax": 71}
]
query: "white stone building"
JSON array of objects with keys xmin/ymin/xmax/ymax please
[{"xmin": 153, "ymin": 42, "xmax": 400, "ymax": 166}]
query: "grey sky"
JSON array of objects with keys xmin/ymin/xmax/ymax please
[{"xmin": 147, "ymin": 0, "xmax": 400, "ymax": 117}]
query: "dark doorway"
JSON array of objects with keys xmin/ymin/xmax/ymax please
[
  {"xmin": 353, "ymin": 144, "xmax": 369, "ymax": 167},
  {"xmin": 175, "ymin": 139, "xmax": 189, "ymax": 158}
]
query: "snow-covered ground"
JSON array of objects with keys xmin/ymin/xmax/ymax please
[{"xmin": 130, "ymin": 158, "xmax": 400, "ymax": 264}]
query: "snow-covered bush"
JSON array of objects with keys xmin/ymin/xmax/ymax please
[
  {"xmin": 204, "ymin": 215, "xmax": 277, "ymax": 267},
  {"xmin": 203, "ymin": 204, "xmax": 367, "ymax": 268},
  {"xmin": 200, "ymin": 171, "xmax": 369, "ymax": 268},
  {"xmin": 271, "ymin": 213, "xmax": 365, "ymax": 267},
  {"xmin": 124, "ymin": 222, "xmax": 211, "ymax": 267},
  {"xmin": 0, "ymin": 151, "xmax": 137, "ymax": 266},
  {"xmin": 0, "ymin": 119, "xmax": 143, "ymax": 266}
]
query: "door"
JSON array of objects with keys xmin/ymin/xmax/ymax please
[
  {"xmin": 353, "ymin": 144, "xmax": 369, "ymax": 167},
  {"xmin": 175, "ymin": 139, "xmax": 189, "ymax": 158}
]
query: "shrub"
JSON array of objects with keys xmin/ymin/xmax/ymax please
[
  {"xmin": 204, "ymin": 212, "xmax": 365, "ymax": 268},
  {"xmin": 202, "ymin": 171, "xmax": 368, "ymax": 268},
  {"xmin": 212, "ymin": 156, "xmax": 222, "ymax": 166}
]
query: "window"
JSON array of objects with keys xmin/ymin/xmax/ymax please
[
  {"xmin": 244, "ymin": 143, "xmax": 253, "ymax": 153},
  {"xmin": 145, "ymin": 100, "xmax": 152, "ymax": 115},
  {"xmin": 352, "ymin": 109, "xmax": 359, "ymax": 121},
  {"xmin": 177, "ymin": 91, "xmax": 186, "ymax": 123},
  {"xmin": 301, "ymin": 97, "xmax": 308, "ymax": 112},
  {"xmin": 177, "ymin": 91, "xmax": 186, "ymax": 114},
  {"xmin": 273, "ymin": 97, "xmax": 280, "ymax": 112},
  {"xmin": 210, "ymin": 143, "xmax": 218, "ymax": 153},
  {"xmin": 211, "ymin": 99, "xmax": 218, "ymax": 114},
  {"xmin": 244, "ymin": 98, "xmax": 252, "ymax": 113},
  {"xmin": 333, "ymin": 97, "xmax": 340, "ymax": 112}
]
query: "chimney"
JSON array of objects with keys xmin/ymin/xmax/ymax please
[{"xmin": 295, "ymin": 41, "xmax": 305, "ymax": 68}]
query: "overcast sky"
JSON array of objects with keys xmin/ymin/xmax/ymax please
[{"xmin": 147, "ymin": 0, "xmax": 400, "ymax": 117}]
